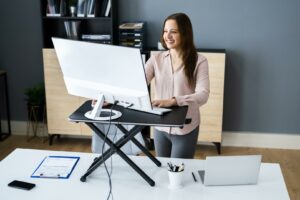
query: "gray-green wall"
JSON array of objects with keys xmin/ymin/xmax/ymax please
[
  {"xmin": 0, "ymin": 0, "xmax": 43, "ymax": 122},
  {"xmin": 1, "ymin": 0, "xmax": 299, "ymax": 134}
]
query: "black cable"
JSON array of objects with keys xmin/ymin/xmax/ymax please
[
  {"xmin": 101, "ymin": 101, "xmax": 118, "ymax": 200},
  {"xmin": 108, "ymin": 108, "xmax": 119, "ymax": 200}
]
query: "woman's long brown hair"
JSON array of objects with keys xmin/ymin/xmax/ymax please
[{"xmin": 160, "ymin": 13, "xmax": 198, "ymax": 87}]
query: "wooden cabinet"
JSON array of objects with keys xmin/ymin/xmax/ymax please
[
  {"xmin": 43, "ymin": 49, "xmax": 92, "ymax": 137},
  {"xmin": 150, "ymin": 51, "xmax": 226, "ymax": 153}
]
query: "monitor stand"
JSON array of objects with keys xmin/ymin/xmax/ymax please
[{"xmin": 84, "ymin": 94, "xmax": 122, "ymax": 120}]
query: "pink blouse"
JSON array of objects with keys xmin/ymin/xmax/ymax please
[{"xmin": 145, "ymin": 51, "xmax": 210, "ymax": 135}]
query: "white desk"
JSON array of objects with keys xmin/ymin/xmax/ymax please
[{"xmin": 0, "ymin": 149, "xmax": 290, "ymax": 200}]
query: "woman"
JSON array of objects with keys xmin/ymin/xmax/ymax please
[{"xmin": 145, "ymin": 13, "xmax": 210, "ymax": 158}]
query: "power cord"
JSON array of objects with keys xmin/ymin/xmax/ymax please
[{"xmin": 101, "ymin": 101, "xmax": 118, "ymax": 200}]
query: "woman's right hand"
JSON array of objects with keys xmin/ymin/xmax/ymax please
[
  {"xmin": 91, "ymin": 99, "xmax": 111, "ymax": 107},
  {"xmin": 152, "ymin": 98, "xmax": 177, "ymax": 108}
]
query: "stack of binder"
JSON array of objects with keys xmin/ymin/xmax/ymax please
[
  {"xmin": 81, "ymin": 34, "xmax": 112, "ymax": 44},
  {"xmin": 119, "ymin": 22, "xmax": 145, "ymax": 50}
]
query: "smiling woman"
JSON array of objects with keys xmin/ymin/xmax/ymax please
[{"xmin": 145, "ymin": 13, "xmax": 210, "ymax": 158}]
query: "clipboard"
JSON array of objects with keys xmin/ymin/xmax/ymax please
[{"xmin": 31, "ymin": 156, "xmax": 80, "ymax": 179}]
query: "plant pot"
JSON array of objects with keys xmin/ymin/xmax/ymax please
[{"xmin": 27, "ymin": 103, "xmax": 45, "ymax": 122}]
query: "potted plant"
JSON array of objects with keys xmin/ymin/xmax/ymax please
[{"xmin": 24, "ymin": 83, "xmax": 46, "ymax": 122}]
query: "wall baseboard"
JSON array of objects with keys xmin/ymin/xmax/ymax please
[
  {"xmin": 3, "ymin": 120, "xmax": 47, "ymax": 136},
  {"xmin": 222, "ymin": 131, "xmax": 300, "ymax": 150},
  {"xmin": 4, "ymin": 121, "xmax": 300, "ymax": 150}
]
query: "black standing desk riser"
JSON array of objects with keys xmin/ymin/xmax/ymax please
[{"xmin": 69, "ymin": 100, "xmax": 188, "ymax": 186}]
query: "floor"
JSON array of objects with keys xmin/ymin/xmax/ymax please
[{"xmin": 0, "ymin": 135, "xmax": 299, "ymax": 200}]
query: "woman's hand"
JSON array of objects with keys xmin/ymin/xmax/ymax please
[
  {"xmin": 152, "ymin": 98, "xmax": 177, "ymax": 108},
  {"xmin": 91, "ymin": 99, "xmax": 111, "ymax": 107}
]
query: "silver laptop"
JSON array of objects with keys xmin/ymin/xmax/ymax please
[{"xmin": 198, "ymin": 155, "xmax": 262, "ymax": 186}]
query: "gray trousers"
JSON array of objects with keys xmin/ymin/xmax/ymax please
[
  {"xmin": 92, "ymin": 124, "xmax": 145, "ymax": 155},
  {"xmin": 153, "ymin": 127, "xmax": 199, "ymax": 158}
]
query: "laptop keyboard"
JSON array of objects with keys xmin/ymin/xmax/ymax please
[{"xmin": 127, "ymin": 106, "xmax": 172, "ymax": 115}]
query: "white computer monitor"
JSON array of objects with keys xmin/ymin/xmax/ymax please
[{"xmin": 52, "ymin": 37, "xmax": 169, "ymax": 120}]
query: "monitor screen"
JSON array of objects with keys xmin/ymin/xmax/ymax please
[{"xmin": 52, "ymin": 37, "xmax": 152, "ymax": 115}]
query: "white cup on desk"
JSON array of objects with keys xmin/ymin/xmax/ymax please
[
  {"xmin": 167, "ymin": 162, "xmax": 185, "ymax": 189},
  {"xmin": 168, "ymin": 170, "xmax": 184, "ymax": 189}
]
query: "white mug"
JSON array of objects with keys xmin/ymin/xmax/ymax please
[{"xmin": 168, "ymin": 170, "xmax": 184, "ymax": 189}]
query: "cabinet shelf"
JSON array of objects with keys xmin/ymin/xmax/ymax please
[
  {"xmin": 40, "ymin": 0, "xmax": 118, "ymax": 48},
  {"xmin": 42, "ymin": 16, "xmax": 112, "ymax": 20}
]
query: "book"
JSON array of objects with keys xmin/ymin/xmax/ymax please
[
  {"xmin": 87, "ymin": 0, "xmax": 95, "ymax": 17},
  {"xmin": 47, "ymin": 0, "xmax": 56, "ymax": 14},
  {"xmin": 119, "ymin": 22, "xmax": 144, "ymax": 30},
  {"xmin": 120, "ymin": 32, "xmax": 141, "ymax": 37},
  {"xmin": 64, "ymin": 21, "xmax": 81, "ymax": 39},
  {"xmin": 99, "ymin": 0, "xmax": 108, "ymax": 17},
  {"xmin": 59, "ymin": 0, "xmax": 67, "ymax": 16},
  {"xmin": 104, "ymin": 0, "xmax": 111, "ymax": 17},
  {"xmin": 77, "ymin": 0, "xmax": 88, "ymax": 17},
  {"xmin": 82, "ymin": 39, "xmax": 112, "ymax": 44},
  {"xmin": 64, "ymin": 21, "xmax": 71, "ymax": 37},
  {"xmin": 81, "ymin": 34, "xmax": 111, "ymax": 40},
  {"xmin": 46, "ymin": 0, "xmax": 61, "ymax": 16}
]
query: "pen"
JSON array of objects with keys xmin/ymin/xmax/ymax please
[
  {"xmin": 174, "ymin": 166, "xmax": 179, "ymax": 172},
  {"xmin": 192, "ymin": 172, "xmax": 197, "ymax": 182},
  {"xmin": 178, "ymin": 163, "xmax": 184, "ymax": 172},
  {"xmin": 167, "ymin": 162, "xmax": 173, "ymax": 171}
]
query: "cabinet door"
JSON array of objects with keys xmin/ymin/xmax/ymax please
[
  {"xmin": 43, "ymin": 49, "xmax": 92, "ymax": 135},
  {"xmin": 198, "ymin": 52, "xmax": 225, "ymax": 143},
  {"xmin": 150, "ymin": 51, "xmax": 225, "ymax": 143}
]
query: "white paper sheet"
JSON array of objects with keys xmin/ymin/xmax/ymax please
[{"xmin": 31, "ymin": 156, "xmax": 80, "ymax": 178}]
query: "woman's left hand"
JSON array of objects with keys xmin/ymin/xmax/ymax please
[{"xmin": 152, "ymin": 98, "xmax": 177, "ymax": 108}]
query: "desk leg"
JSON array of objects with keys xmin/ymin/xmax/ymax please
[
  {"xmin": 4, "ymin": 73, "xmax": 11, "ymax": 136},
  {"xmin": 117, "ymin": 124, "xmax": 161, "ymax": 167},
  {"xmin": 0, "ymin": 73, "xmax": 11, "ymax": 141},
  {"xmin": 117, "ymin": 149, "xmax": 155, "ymax": 186},
  {"xmin": 213, "ymin": 142, "xmax": 221, "ymax": 154},
  {"xmin": 81, "ymin": 123, "xmax": 155, "ymax": 186},
  {"xmin": 87, "ymin": 125, "xmax": 147, "ymax": 171}
]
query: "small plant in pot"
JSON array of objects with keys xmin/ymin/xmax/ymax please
[{"xmin": 24, "ymin": 83, "xmax": 46, "ymax": 122}]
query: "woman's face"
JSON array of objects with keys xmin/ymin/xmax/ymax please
[{"xmin": 163, "ymin": 19, "xmax": 181, "ymax": 50}]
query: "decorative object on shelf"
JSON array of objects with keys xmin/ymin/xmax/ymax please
[
  {"xmin": 24, "ymin": 83, "xmax": 47, "ymax": 142},
  {"xmin": 69, "ymin": 0, "xmax": 78, "ymax": 17},
  {"xmin": 70, "ymin": 6, "xmax": 76, "ymax": 17},
  {"xmin": 119, "ymin": 22, "xmax": 145, "ymax": 50}
]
